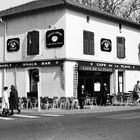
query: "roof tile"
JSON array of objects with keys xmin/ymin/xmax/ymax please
[
  {"xmin": 0, "ymin": 0, "xmax": 140, "ymax": 29},
  {"xmin": 0, "ymin": 0, "xmax": 66, "ymax": 17}
]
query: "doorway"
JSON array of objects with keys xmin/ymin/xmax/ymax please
[
  {"xmin": 78, "ymin": 71, "xmax": 111, "ymax": 99},
  {"xmin": 27, "ymin": 69, "xmax": 39, "ymax": 98}
]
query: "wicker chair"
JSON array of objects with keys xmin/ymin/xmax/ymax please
[{"xmin": 59, "ymin": 97, "xmax": 66, "ymax": 109}]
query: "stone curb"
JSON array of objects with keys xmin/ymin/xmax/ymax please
[{"xmin": 20, "ymin": 105, "xmax": 140, "ymax": 115}]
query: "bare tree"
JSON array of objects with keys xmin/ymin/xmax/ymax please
[
  {"xmin": 92, "ymin": 0, "xmax": 126, "ymax": 15},
  {"xmin": 120, "ymin": 0, "xmax": 140, "ymax": 22},
  {"xmin": 74, "ymin": 0, "xmax": 140, "ymax": 23}
]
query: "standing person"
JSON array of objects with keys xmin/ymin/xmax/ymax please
[
  {"xmin": 100, "ymin": 83, "xmax": 108, "ymax": 106},
  {"xmin": 2, "ymin": 86, "xmax": 9, "ymax": 111},
  {"xmin": 133, "ymin": 80, "xmax": 140, "ymax": 101},
  {"xmin": 78, "ymin": 85, "xmax": 85, "ymax": 109},
  {"xmin": 9, "ymin": 85, "xmax": 21, "ymax": 115}
]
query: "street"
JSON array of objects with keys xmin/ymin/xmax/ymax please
[{"xmin": 0, "ymin": 109, "xmax": 140, "ymax": 140}]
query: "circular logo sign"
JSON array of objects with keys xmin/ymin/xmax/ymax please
[
  {"xmin": 46, "ymin": 29, "xmax": 64, "ymax": 48},
  {"xmin": 7, "ymin": 38, "xmax": 20, "ymax": 52},
  {"xmin": 101, "ymin": 38, "xmax": 112, "ymax": 52}
]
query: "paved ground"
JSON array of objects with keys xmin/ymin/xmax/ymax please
[
  {"xmin": 0, "ymin": 105, "xmax": 140, "ymax": 140},
  {"xmin": 21, "ymin": 105, "xmax": 140, "ymax": 115}
]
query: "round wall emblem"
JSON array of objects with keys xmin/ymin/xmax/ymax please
[
  {"xmin": 101, "ymin": 38, "xmax": 112, "ymax": 52},
  {"xmin": 7, "ymin": 38, "xmax": 20, "ymax": 52}
]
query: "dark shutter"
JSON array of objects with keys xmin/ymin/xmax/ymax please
[
  {"xmin": 83, "ymin": 30, "xmax": 94, "ymax": 55},
  {"xmin": 138, "ymin": 43, "xmax": 140, "ymax": 54},
  {"xmin": 83, "ymin": 31, "xmax": 88, "ymax": 54},
  {"xmin": 27, "ymin": 32, "xmax": 31, "ymax": 55},
  {"xmin": 89, "ymin": 31, "xmax": 94, "ymax": 55},
  {"xmin": 27, "ymin": 31, "xmax": 39, "ymax": 55},
  {"xmin": 117, "ymin": 37, "xmax": 125, "ymax": 59}
]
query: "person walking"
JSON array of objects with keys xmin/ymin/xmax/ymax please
[
  {"xmin": 133, "ymin": 80, "xmax": 140, "ymax": 101},
  {"xmin": 2, "ymin": 86, "xmax": 9, "ymax": 111},
  {"xmin": 9, "ymin": 85, "xmax": 21, "ymax": 115}
]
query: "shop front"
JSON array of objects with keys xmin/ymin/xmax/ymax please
[
  {"xmin": 77, "ymin": 62, "xmax": 112, "ymax": 105},
  {"xmin": 0, "ymin": 60, "xmax": 65, "ymax": 98},
  {"xmin": 77, "ymin": 61, "xmax": 140, "ymax": 106},
  {"xmin": 78, "ymin": 70, "xmax": 111, "ymax": 104}
]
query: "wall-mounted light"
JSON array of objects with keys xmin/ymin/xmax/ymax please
[
  {"xmin": 119, "ymin": 23, "xmax": 122, "ymax": 33},
  {"xmin": 87, "ymin": 16, "xmax": 90, "ymax": 23}
]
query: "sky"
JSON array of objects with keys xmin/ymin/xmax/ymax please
[{"xmin": 0, "ymin": 0, "xmax": 35, "ymax": 11}]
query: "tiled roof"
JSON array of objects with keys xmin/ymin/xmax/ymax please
[
  {"xmin": 0, "ymin": 0, "xmax": 66, "ymax": 17},
  {"xmin": 0, "ymin": 0, "xmax": 140, "ymax": 29}
]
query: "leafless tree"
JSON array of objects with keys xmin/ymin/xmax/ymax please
[
  {"xmin": 74, "ymin": 0, "xmax": 140, "ymax": 23},
  {"xmin": 120, "ymin": 0, "xmax": 140, "ymax": 22}
]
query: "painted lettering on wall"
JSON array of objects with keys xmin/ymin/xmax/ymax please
[{"xmin": 79, "ymin": 61, "xmax": 139, "ymax": 71}]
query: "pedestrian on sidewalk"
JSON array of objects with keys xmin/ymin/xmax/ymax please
[
  {"xmin": 2, "ymin": 86, "xmax": 9, "ymax": 110},
  {"xmin": 100, "ymin": 83, "xmax": 108, "ymax": 106},
  {"xmin": 1, "ymin": 86, "xmax": 10, "ymax": 116},
  {"xmin": 9, "ymin": 85, "xmax": 21, "ymax": 115},
  {"xmin": 133, "ymin": 80, "xmax": 140, "ymax": 101}
]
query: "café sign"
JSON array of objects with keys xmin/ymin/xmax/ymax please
[
  {"xmin": 0, "ymin": 60, "xmax": 140, "ymax": 71},
  {"xmin": 46, "ymin": 29, "xmax": 64, "ymax": 48},
  {"xmin": 7, "ymin": 38, "xmax": 20, "ymax": 52},
  {"xmin": 0, "ymin": 60, "xmax": 63, "ymax": 69},
  {"xmin": 79, "ymin": 66, "xmax": 113, "ymax": 72},
  {"xmin": 79, "ymin": 61, "xmax": 140, "ymax": 71}
]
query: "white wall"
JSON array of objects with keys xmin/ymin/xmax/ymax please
[
  {"xmin": 65, "ymin": 61, "xmax": 77, "ymax": 97},
  {"xmin": 125, "ymin": 70, "xmax": 140, "ymax": 92},
  {"xmin": 0, "ymin": 24, "xmax": 5, "ymax": 61},
  {"xmin": 0, "ymin": 70, "xmax": 3, "ymax": 97},
  {"xmin": 16, "ymin": 68, "xmax": 27, "ymax": 97},
  {"xmin": 41, "ymin": 66, "xmax": 64, "ymax": 98},
  {"xmin": 66, "ymin": 9, "xmax": 140, "ymax": 65},
  {"xmin": 4, "ymin": 68, "xmax": 25, "ymax": 97},
  {"xmin": 5, "ymin": 9, "xmax": 66, "ymax": 61}
]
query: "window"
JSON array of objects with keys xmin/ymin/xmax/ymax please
[
  {"xmin": 118, "ymin": 71, "xmax": 124, "ymax": 93},
  {"xmin": 83, "ymin": 30, "xmax": 94, "ymax": 55},
  {"xmin": 27, "ymin": 30, "xmax": 39, "ymax": 55},
  {"xmin": 117, "ymin": 37, "xmax": 125, "ymax": 59}
]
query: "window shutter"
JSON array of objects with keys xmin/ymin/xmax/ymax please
[
  {"xmin": 138, "ymin": 43, "xmax": 140, "ymax": 54},
  {"xmin": 121, "ymin": 37, "xmax": 125, "ymax": 58},
  {"xmin": 83, "ymin": 31, "xmax": 88, "ymax": 54},
  {"xmin": 27, "ymin": 31, "xmax": 39, "ymax": 55},
  {"xmin": 27, "ymin": 32, "xmax": 31, "ymax": 55},
  {"xmin": 83, "ymin": 30, "xmax": 94, "ymax": 55},
  {"xmin": 89, "ymin": 32, "xmax": 94, "ymax": 55},
  {"xmin": 31, "ymin": 31, "xmax": 39, "ymax": 55},
  {"xmin": 117, "ymin": 37, "xmax": 125, "ymax": 59}
]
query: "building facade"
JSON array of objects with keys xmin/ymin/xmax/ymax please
[{"xmin": 0, "ymin": 0, "xmax": 140, "ymax": 100}]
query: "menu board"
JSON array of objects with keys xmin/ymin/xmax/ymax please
[{"xmin": 94, "ymin": 82, "xmax": 100, "ymax": 92}]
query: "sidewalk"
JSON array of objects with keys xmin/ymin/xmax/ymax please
[{"xmin": 21, "ymin": 105, "xmax": 140, "ymax": 115}]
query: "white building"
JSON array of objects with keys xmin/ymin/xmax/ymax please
[{"xmin": 0, "ymin": 0, "xmax": 140, "ymax": 101}]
